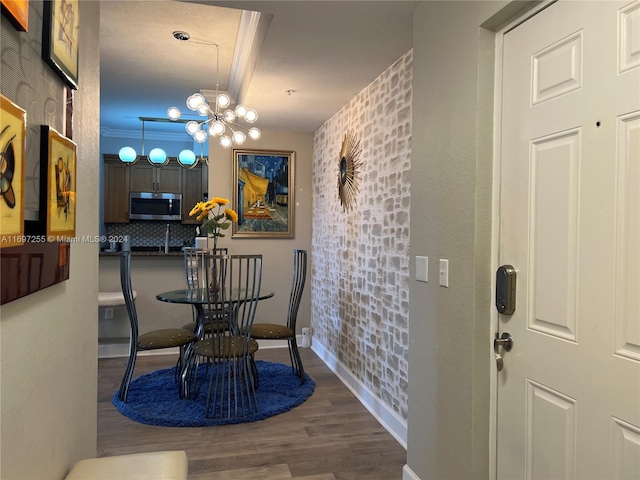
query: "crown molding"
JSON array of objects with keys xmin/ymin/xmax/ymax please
[
  {"xmin": 227, "ymin": 10, "xmax": 262, "ymax": 104},
  {"xmin": 200, "ymin": 10, "xmax": 264, "ymax": 105},
  {"xmin": 100, "ymin": 127, "xmax": 191, "ymax": 142}
]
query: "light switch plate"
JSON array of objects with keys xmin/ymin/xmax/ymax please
[
  {"xmin": 416, "ymin": 256, "xmax": 428, "ymax": 282},
  {"xmin": 439, "ymin": 259, "xmax": 449, "ymax": 287}
]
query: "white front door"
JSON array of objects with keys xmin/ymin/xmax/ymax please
[{"xmin": 497, "ymin": 1, "xmax": 640, "ymax": 478}]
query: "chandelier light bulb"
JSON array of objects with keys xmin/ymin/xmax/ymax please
[
  {"xmin": 244, "ymin": 109, "xmax": 258, "ymax": 123},
  {"xmin": 167, "ymin": 107, "xmax": 181, "ymax": 121},
  {"xmin": 185, "ymin": 121, "xmax": 200, "ymax": 135},
  {"xmin": 216, "ymin": 93, "xmax": 230, "ymax": 109},
  {"xmin": 232, "ymin": 131, "xmax": 246, "ymax": 145},
  {"xmin": 223, "ymin": 109, "xmax": 236, "ymax": 122},
  {"xmin": 248, "ymin": 127, "xmax": 261, "ymax": 140},
  {"xmin": 197, "ymin": 103, "xmax": 210, "ymax": 116},
  {"xmin": 194, "ymin": 129, "xmax": 208, "ymax": 143},
  {"xmin": 219, "ymin": 135, "xmax": 232, "ymax": 148},
  {"xmin": 186, "ymin": 93, "xmax": 205, "ymax": 111},
  {"xmin": 208, "ymin": 120, "xmax": 225, "ymax": 136},
  {"xmin": 234, "ymin": 104, "xmax": 247, "ymax": 117}
]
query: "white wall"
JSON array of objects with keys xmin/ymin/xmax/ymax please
[
  {"xmin": 208, "ymin": 130, "xmax": 314, "ymax": 331},
  {"xmin": 0, "ymin": 2, "xmax": 100, "ymax": 478},
  {"xmin": 98, "ymin": 256, "xmax": 191, "ymax": 343},
  {"xmin": 406, "ymin": 2, "xmax": 523, "ymax": 479}
]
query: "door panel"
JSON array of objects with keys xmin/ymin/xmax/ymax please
[
  {"xmin": 526, "ymin": 380, "xmax": 577, "ymax": 479},
  {"xmin": 615, "ymin": 113, "xmax": 640, "ymax": 362},
  {"xmin": 611, "ymin": 417, "xmax": 640, "ymax": 478},
  {"xmin": 528, "ymin": 129, "xmax": 580, "ymax": 341},
  {"xmin": 497, "ymin": 1, "xmax": 640, "ymax": 478}
]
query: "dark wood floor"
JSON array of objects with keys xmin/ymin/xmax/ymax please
[{"xmin": 98, "ymin": 348, "xmax": 407, "ymax": 479}]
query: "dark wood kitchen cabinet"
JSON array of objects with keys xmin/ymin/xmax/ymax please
[
  {"xmin": 181, "ymin": 165, "xmax": 205, "ymax": 224},
  {"xmin": 103, "ymin": 155, "xmax": 207, "ymax": 224},
  {"xmin": 128, "ymin": 160, "xmax": 182, "ymax": 193},
  {"xmin": 103, "ymin": 155, "xmax": 130, "ymax": 223}
]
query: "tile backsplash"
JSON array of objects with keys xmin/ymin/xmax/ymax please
[{"xmin": 106, "ymin": 221, "xmax": 199, "ymax": 248}]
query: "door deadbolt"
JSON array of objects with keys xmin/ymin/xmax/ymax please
[{"xmin": 496, "ymin": 265, "xmax": 517, "ymax": 315}]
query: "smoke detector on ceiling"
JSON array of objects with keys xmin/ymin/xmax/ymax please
[{"xmin": 173, "ymin": 31, "xmax": 190, "ymax": 42}]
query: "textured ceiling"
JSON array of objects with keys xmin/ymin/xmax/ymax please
[{"xmin": 100, "ymin": 1, "xmax": 417, "ymax": 138}]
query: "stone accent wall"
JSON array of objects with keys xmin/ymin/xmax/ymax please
[{"xmin": 312, "ymin": 50, "xmax": 412, "ymax": 419}]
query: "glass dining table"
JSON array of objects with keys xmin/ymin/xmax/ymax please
[{"xmin": 156, "ymin": 287, "xmax": 274, "ymax": 398}]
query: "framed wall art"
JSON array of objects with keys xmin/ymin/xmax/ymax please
[
  {"xmin": 0, "ymin": 95, "xmax": 26, "ymax": 248},
  {"xmin": 42, "ymin": 0, "xmax": 79, "ymax": 89},
  {"xmin": 1, "ymin": 0, "xmax": 29, "ymax": 31},
  {"xmin": 232, "ymin": 149, "xmax": 295, "ymax": 239},
  {"xmin": 40, "ymin": 125, "xmax": 76, "ymax": 238},
  {"xmin": 1, "ymin": 241, "xmax": 71, "ymax": 305}
]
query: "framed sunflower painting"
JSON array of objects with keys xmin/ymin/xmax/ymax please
[
  {"xmin": 40, "ymin": 125, "xmax": 76, "ymax": 238},
  {"xmin": 0, "ymin": 95, "xmax": 26, "ymax": 248}
]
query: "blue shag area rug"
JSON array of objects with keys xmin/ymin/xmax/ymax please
[{"xmin": 112, "ymin": 361, "xmax": 315, "ymax": 427}]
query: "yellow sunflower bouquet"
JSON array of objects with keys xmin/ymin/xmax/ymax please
[{"xmin": 189, "ymin": 197, "xmax": 238, "ymax": 248}]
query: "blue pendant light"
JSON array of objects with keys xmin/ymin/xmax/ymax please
[
  {"xmin": 148, "ymin": 147, "xmax": 168, "ymax": 165},
  {"xmin": 119, "ymin": 117, "xmax": 204, "ymax": 168},
  {"xmin": 118, "ymin": 146, "xmax": 137, "ymax": 163},
  {"xmin": 177, "ymin": 149, "xmax": 197, "ymax": 168}
]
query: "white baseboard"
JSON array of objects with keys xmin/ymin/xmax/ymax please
[
  {"xmin": 98, "ymin": 342, "xmax": 180, "ymax": 358},
  {"xmin": 98, "ymin": 341, "xmax": 129, "ymax": 358},
  {"xmin": 311, "ymin": 340, "xmax": 407, "ymax": 449},
  {"xmin": 402, "ymin": 464, "xmax": 421, "ymax": 480}
]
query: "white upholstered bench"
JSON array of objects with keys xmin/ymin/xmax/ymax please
[{"xmin": 65, "ymin": 450, "xmax": 188, "ymax": 480}]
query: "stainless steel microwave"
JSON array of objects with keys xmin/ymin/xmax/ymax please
[{"xmin": 129, "ymin": 192, "xmax": 182, "ymax": 221}]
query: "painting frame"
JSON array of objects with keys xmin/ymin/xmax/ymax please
[
  {"xmin": 42, "ymin": 0, "xmax": 79, "ymax": 89},
  {"xmin": 1, "ymin": 0, "xmax": 29, "ymax": 31},
  {"xmin": 232, "ymin": 149, "xmax": 295, "ymax": 239},
  {"xmin": 40, "ymin": 125, "xmax": 77, "ymax": 239},
  {"xmin": 0, "ymin": 95, "xmax": 27, "ymax": 248}
]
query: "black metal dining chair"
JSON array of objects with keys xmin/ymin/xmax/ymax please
[
  {"xmin": 191, "ymin": 254, "xmax": 263, "ymax": 419},
  {"xmin": 251, "ymin": 249, "xmax": 307, "ymax": 384},
  {"xmin": 182, "ymin": 247, "xmax": 230, "ymax": 336},
  {"xmin": 117, "ymin": 250, "xmax": 196, "ymax": 402}
]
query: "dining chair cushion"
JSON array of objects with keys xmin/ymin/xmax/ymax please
[
  {"xmin": 193, "ymin": 337, "xmax": 259, "ymax": 359},
  {"xmin": 251, "ymin": 323, "xmax": 294, "ymax": 339},
  {"xmin": 65, "ymin": 450, "xmax": 188, "ymax": 480},
  {"xmin": 138, "ymin": 329, "xmax": 196, "ymax": 350}
]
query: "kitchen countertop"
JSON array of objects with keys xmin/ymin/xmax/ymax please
[{"xmin": 99, "ymin": 247, "xmax": 186, "ymax": 258}]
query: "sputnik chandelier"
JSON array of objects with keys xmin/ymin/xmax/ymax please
[{"xmin": 167, "ymin": 31, "xmax": 261, "ymax": 149}]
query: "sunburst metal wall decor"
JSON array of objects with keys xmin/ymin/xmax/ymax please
[{"xmin": 337, "ymin": 130, "xmax": 362, "ymax": 212}]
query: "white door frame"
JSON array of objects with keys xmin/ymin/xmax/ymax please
[{"xmin": 488, "ymin": 1, "xmax": 557, "ymax": 478}]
